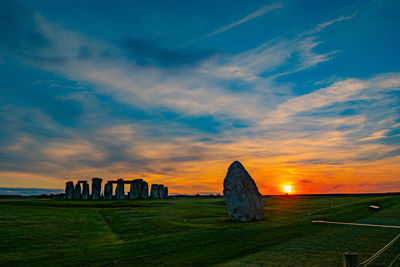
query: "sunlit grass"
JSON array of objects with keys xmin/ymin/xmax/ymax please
[{"xmin": 0, "ymin": 196, "xmax": 399, "ymax": 266}]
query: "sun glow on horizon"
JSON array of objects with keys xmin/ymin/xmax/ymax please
[{"xmin": 283, "ymin": 185, "xmax": 292, "ymax": 194}]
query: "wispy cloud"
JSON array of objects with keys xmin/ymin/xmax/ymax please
[
  {"xmin": 302, "ymin": 11, "xmax": 358, "ymax": 37},
  {"xmin": 201, "ymin": 2, "xmax": 284, "ymax": 39},
  {"xmin": 1, "ymin": 1, "xmax": 399, "ymax": 194}
]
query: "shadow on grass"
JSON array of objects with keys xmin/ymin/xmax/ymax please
[{"xmin": 0, "ymin": 199, "xmax": 173, "ymax": 208}]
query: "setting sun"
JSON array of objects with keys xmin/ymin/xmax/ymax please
[{"xmin": 283, "ymin": 185, "xmax": 292, "ymax": 194}]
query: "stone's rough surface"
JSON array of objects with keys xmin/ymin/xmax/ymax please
[
  {"xmin": 91, "ymin": 178, "xmax": 102, "ymax": 200},
  {"xmin": 72, "ymin": 183, "xmax": 82, "ymax": 200},
  {"xmin": 142, "ymin": 181, "xmax": 149, "ymax": 198},
  {"xmin": 104, "ymin": 182, "xmax": 113, "ymax": 200},
  {"xmin": 128, "ymin": 182, "xmax": 137, "ymax": 200},
  {"xmin": 129, "ymin": 180, "xmax": 140, "ymax": 199},
  {"xmin": 223, "ymin": 161, "xmax": 264, "ymax": 222},
  {"xmin": 81, "ymin": 182, "xmax": 89, "ymax": 200},
  {"xmin": 150, "ymin": 184, "xmax": 159, "ymax": 199},
  {"xmin": 158, "ymin": 184, "xmax": 165, "ymax": 199},
  {"xmin": 136, "ymin": 179, "xmax": 144, "ymax": 199},
  {"xmin": 163, "ymin": 187, "xmax": 168, "ymax": 198},
  {"xmin": 116, "ymin": 179, "xmax": 125, "ymax": 200},
  {"xmin": 65, "ymin": 181, "xmax": 74, "ymax": 199}
]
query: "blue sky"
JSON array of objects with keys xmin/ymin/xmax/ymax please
[{"xmin": 0, "ymin": 0, "xmax": 399, "ymax": 195}]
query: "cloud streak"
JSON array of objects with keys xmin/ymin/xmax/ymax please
[
  {"xmin": 202, "ymin": 2, "xmax": 284, "ymax": 39},
  {"xmin": 302, "ymin": 11, "xmax": 358, "ymax": 37},
  {"xmin": 1, "ymin": 1, "xmax": 399, "ymax": 194}
]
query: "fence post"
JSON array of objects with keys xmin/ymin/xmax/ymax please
[{"xmin": 344, "ymin": 252, "xmax": 358, "ymax": 267}]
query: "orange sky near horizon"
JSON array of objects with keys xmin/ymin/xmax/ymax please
[
  {"xmin": 1, "ymin": 1, "xmax": 400, "ymax": 196},
  {"xmin": 2, "ymin": 153, "xmax": 399, "ymax": 195},
  {"xmin": 2, "ymin": 122, "xmax": 400, "ymax": 195}
]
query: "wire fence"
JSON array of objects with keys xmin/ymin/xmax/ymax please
[
  {"xmin": 359, "ymin": 232, "xmax": 400, "ymax": 266},
  {"xmin": 312, "ymin": 220, "xmax": 400, "ymax": 266}
]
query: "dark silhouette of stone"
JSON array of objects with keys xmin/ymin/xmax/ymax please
[
  {"xmin": 63, "ymin": 178, "xmax": 164, "ymax": 201},
  {"xmin": 158, "ymin": 184, "xmax": 165, "ymax": 199},
  {"xmin": 142, "ymin": 181, "xmax": 149, "ymax": 198},
  {"xmin": 163, "ymin": 187, "xmax": 168, "ymax": 198},
  {"xmin": 151, "ymin": 184, "xmax": 159, "ymax": 199},
  {"xmin": 81, "ymin": 182, "xmax": 89, "ymax": 200},
  {"xmin": 128, "ymin": 180, "xmax": 141, "ymax": 199},
  {"xmin": 72, "ymin": 183, "xmax": 82, "ymax": 200},
  {"xmin": 104, "ymin": 182, "xmax": 113, "ymax": 200},
  {"xmin": 65, "ymin": 181, "xmax": 74, "ymax": 199},
  {"xmin": 91, "ymin": 178, "xmax": 102, "ymax": 200},
  {"xmin": 116, "ymin": 178, "xmax": 125, "ymax": 200},
  {"xmin": 223, "ymin": 161, "xmax": 264, "ymax": 222}
]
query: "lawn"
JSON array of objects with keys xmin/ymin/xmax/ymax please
[{"xmin": 1, "ymin": 196, "xmax": 399, "ymax": 266}]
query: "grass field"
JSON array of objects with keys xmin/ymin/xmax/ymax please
[{"xmin": 1, "ymin": 195, "xmax": 400, "ymax": 266}]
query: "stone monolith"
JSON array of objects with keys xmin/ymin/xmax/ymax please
[
  {"xmin": 150, "ymin": 184, "xmax": 159, "ymax": 199},
  {"xmin": 104, "ymin": 182, "xmax": 113, "ymax": 200},
  {"xmin": 158, "ymin": 184, "xmax": 165, "ymax": 199},
  {"xmin": 72, "ymin": 183, "xmax": 82, "ymax": 200},
  {"xmin": 92, "ymin": 178, "xmax": 102, "ymax": 200},
  {"xmin": 223, "ymin": 161, "xmax": 264, "ymax": 222},
  {"xmin": 65, "ymin": 181, "xmax": 74, "ymax": 199},
  {"xmin": 163, "ymin": 187, "xmax": 168, "ymax": 198},
  {"xmin": 116, "ymin": 179, "xmax": 125, "ymax": 200},
  {"xmin": 129, "ymin": 180, "xmax": 141, "ymax": 199},
  {"xmin": 142, "ymin": 181, "xmax": 149, "ymax": 198},
  {"xmin": 81, "ymin": 182, "xmax": 89, "ymax": 200}
]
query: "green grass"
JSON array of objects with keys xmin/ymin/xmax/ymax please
[{"xmin": 1, "ymin": 196, "xmax": 400, "ymax": 266}]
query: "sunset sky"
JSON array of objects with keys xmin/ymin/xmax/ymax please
[{"xmin": 1, "ymin": 0, "xmax": 400, "ymax": 195}]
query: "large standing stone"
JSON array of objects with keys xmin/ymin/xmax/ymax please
[
  {"xmin": 104, "ymin": 182, "xmax": 113, "ymax": 200},
  {"xmin": 65, "ymin": 181, "xmax": 74, "ymax": 199},
  {"xmin": 91, "ymin": 178, "xmax": 102, "ymax": 200},
  {"xmin": 128, "ymin": 180, "xmax": 141, "ymax": 200},
  {"xmin": 223, "ymin": 161, "xmax": 264, "ymax": 222},
  {"xmin": 157, "ymin": 184, "xmax": 164, "ymax": 199},
  {"xmin": 81, "ymin": 182, "xmax": 89, "ymax": 200},
  {"xmin": 142, "ymin": 181, "xmax": 149, "ymax": 198},
  {"xmin": 72, "ymin": 183, "xmax": 82, "ymax": 200},
  {"xmin": 116, "ymin": 179, "xmax": 125, "ymax": 200},
  {"xmin": 150, "ymin": 184, "xmax": 159, "ymax": 199},
  {"xmin": 163, "ymin": 187, "xmax": 168, "ymax": 198}
]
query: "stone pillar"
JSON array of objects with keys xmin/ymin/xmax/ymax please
[
  {"xmin": 91, "ymin": 178, "xmax": 102, "ymax": 200},
  {"xmin": 128, "ymin": 182, "xmax": 136, "ymax": 200},
  {"xmin": 129, "ymin": 180, "xmax": 141, "ymax": 200},
  {"xmin": 72, "ymin": 183, "xmax": 82, "ymax": 200},
  {"xmin": 65, "ymin": 181, "xmax": 74, "ymax": 199},
  {"xmin": 104, "ymin": 182, "xmax": 113, "ymax": 200},
  {"xmin": 142, "ymin": 181, "xmax": 149, "ymax": 198},
  {"xmin": 164, "ymin": 187, "xmax": 168, "ymax": 198},
  {"xmin": 158, "ymin": 184, "xmax": 165, "ymax": 199},
  {"xmin": 137, "ymin": 179, "xmax": 144, "ymax": 198},
  {"xmin": 81, "ymin": 182, "xmax": 89, "ymax": 200},
  {"xmin": 150, "ymin": 184, "xmax": 159, "ymax": 199},
  {"xmin": 116, "ymin": 179, "xmax": 125, "ymax": 200}
]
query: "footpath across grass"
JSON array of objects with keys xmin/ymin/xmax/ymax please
[{"xmin": 1, "ymin": 196, "xmax": 399, "ymax": 266}]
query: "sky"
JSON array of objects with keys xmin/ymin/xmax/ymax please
[{"xmin": 0, "ymin": 0, "xmax": 400, "ymax": 195}]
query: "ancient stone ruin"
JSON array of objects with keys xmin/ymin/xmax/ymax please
[
  {"xmin": 91, "ymin": 178, "xmax": 102, "ymax": 200},
  {"xmin": 81, "ymin": 181, "xmax": 89, "ymax": 200},
  {"xmin": 72, "ymin": 182, "xmax": 81, "ymax": 200},
  {"xmin": 64, "ymin": 178, "xmax": 167, "ymax": 200},
  {"xmin": 150, "ymin": 184, "xmax": 168, "ymax": 199},
  {"xmin": 64, "ymin": 181, "xmax": 74, "ymax": 200},
  {"xmin": 223, "ymin": 161, "xmax": 264, "ymax": 222}
]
